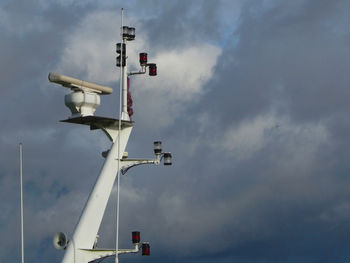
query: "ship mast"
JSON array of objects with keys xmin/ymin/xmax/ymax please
[{"xmin": 48, "ymin": 9, "xmax": 172, "ymax": 263}]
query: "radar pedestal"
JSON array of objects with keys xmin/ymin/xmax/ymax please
[{"xmin": 64, "ymin": 91, "xmax": 100, "ymax": 118}]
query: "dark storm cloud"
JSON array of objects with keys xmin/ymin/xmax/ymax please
[
  {"xmin": 0, "ymin": 1, "xmax": 88, "ymax": 92},
  {"xmin": 138, "ymin": 0, "xmax": 226, "ymax": 50},
  {"xmin": 173, "ymin": 0, "xmax": 350, "ymax": 262},
  {"xmin": 199, "ymin": 0, "xmax": 350, "ymax": 125}
]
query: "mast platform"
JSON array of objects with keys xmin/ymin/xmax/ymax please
[{"xmin": 60, "ymin": 116, "xmax": 133, "ymax": 130}]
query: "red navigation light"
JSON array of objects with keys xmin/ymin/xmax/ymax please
[
  {"xmin": 148, "ymin": 63, "xmax": 157, "ymax": 76},
  {"xmin": 139, "ymin": 53, "xmax": 148, "ymax": 66},
  {"xmin": 142, "ymin": 243, "xmax": 150, "ymax": 256},
  {"xmin": 132, "ymin": 231, "xmax": 140, "ymax": 244}
]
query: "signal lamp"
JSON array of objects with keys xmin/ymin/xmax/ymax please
[
  {"xmin": 116, "ymin": 56, "xmax": 126, "ymax": 67},
  {"xmin": 142, "ymin": 243, "xmax": 150, "ymax": 256},
  {"xmin": 122, "ymin": 26, "xmax": 135, "ymax": 41},
  {"xmin": 116, "ymin": 43, "xmax": 126, "ymax": 67},
  {"xmin": 128, "ymin": 27, "xmax": 135, "ymax": 40},
  {"xmin": 122, "ymin": 26, "xmax": 129, "ymax": 38},
  {"xmin": 132, "ymin": 231, "xmax": 140, "ymax": 244},
  {"xmin": 154, "ymin": 141, "xmax": 162, "ymax": 155},
  {"xmin": 148, "ymin": 63, "xmax": 157, "ymax": 76},
  {"xmin": 116, "ymin": 43, "xmax": 126, "ymax": 54},
  {"xmin": 139, "ymin": 53, "xmax": 148, "ymax": 66},
  {"xmin": 163, "ymin": 152, "xmax": 172, "ymax": 166}
]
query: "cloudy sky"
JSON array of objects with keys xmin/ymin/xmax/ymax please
[{"xmin": 1, "ymin": 0, "xmax": 350, "ymax": 262}]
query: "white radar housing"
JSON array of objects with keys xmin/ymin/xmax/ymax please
[
  {"xmin": 48, "ymin": 72, "xmax": 113, "ymax": 118},
  {"xmin": 64, "ymin": 91, "xmax": 100, "ymax": 118}
]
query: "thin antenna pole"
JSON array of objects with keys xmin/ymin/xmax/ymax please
[
  {"xmin": 116, "ymin": 8, "xmax": 123, "ymax": 263},
  {"xmin": 20, "ymin": 143, "xmax": 24, "ymax": 263}
]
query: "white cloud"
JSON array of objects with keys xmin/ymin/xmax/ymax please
[
  {"xmin": 209, "ymin": 113, "xmax": 329, "ymax": 161},
  {"xmin": 132, "ymin": 43, "xmax": 221, "ymax": 129},
  {"xmin": 212, "ymin": 114, "xmax": 277, "ymax": 160},
  {"xmin": 56, "ymin": 11, "xmax": 121, "ymax": 84},
  {"xmin": 136, "ymin": 44, "xmax": 221, "ymax": 99}
]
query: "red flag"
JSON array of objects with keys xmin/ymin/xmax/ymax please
[{"xmin": 127, "ymin": 77, "xmax": 133, "ymax": 118}]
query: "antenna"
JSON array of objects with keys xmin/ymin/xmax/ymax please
[
  {"xmin": 116, "ymin": 8, "xmax": 123, "ymax": 263},
  {"xmin": 19, "ymin": 143, "xmax": 24, "ymax": 263}
]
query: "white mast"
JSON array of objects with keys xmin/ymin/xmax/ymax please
[{"xmin": 48, "ymin": 9, "xmax": 172, "ymax": 263}]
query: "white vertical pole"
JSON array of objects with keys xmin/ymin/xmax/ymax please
[
  {"xmin": 122, "ymin": 37, "xmax": 128, "ymax": 118},
  {"xmin": 116, "ymin": 8, "xmax": 123, "ymax": 263},
  {"xmin": 119, "ymin": 8, "xmax": 128, "ymax": 121},
  {"xmin": 119, "ymin": 8, "xmax": 124, "ymax": 121},
  {"xmin": 20, "ymin": 143, "xmax": 24, "ymax": 263}
]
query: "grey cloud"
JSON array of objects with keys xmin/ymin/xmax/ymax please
[
  {"xmin": 137, "ymin": 0, "xmax": 228, "ymax": 50},
  {"xmin": 198, "ymin": 0, "xmax": 350, "ymax": 125},
  {"xmin": 146, "ymin": 1, "xmax": 350, "ymax": 262}
]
